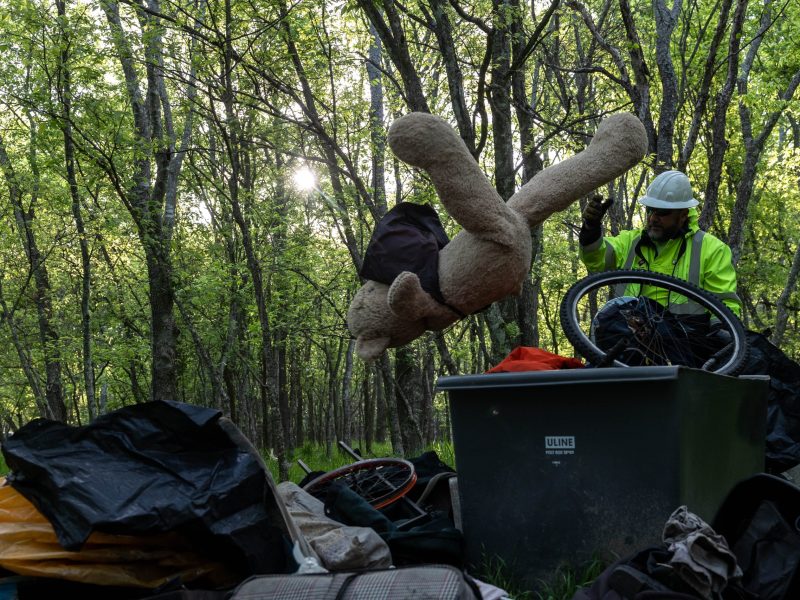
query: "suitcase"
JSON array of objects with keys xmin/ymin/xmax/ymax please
[{"xmin": 230, "ymin": 564, "xmax": 481, "ymax": 600}]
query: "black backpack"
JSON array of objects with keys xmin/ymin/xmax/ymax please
[{"xmin": 359, "ymin": 202, "xmax": 450, "ymax": 304}]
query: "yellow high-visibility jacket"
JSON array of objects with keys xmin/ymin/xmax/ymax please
[{"xmin": 579, "ymin": 209, "xmax": 741, "ymax": 316}]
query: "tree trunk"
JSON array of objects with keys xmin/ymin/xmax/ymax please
[
  {"xmin": 728, "ymin": 1, "xmax": 800, "ymax": 264},
  {"xmin": 772, "ymin": 242, "xmax": 800, "ymax": 348},
  {"xmin": 367, "ymin": 24, "xmax": 388, "ymax": 217},
  {"xmin": 341, "ymin": 338, "xmax": 355, "ymax": 448},
  {"xmin": 0, "ymin": 136, "xmax": 66, "ymax": 422},
  {"xmin": 677, "ymin": 0, "xmax": 736, "ymax": 171},
  {"xmin": 100, "ymin": 0, "xmax": 196, "ymax": 403},
  {"xmin": 394, "ymin": 346, "xmax": 424, "ymax": 456},
  {"xmin": 699, "ymin": 0, "xmax": 748, "ymax": 231},
  {"xmin": 374, "ymin": 362, "xmax": 388, "ymax": 444},
  {"xmin": 652, "ymin": 0, "xmax": 682, "ymax": 168},
  {"xmin": 0, "ymin": 279, "xmax": 47, "ymax": 417},
  {"xmin": 58, "ymin": 0, "xmax": 96, "ymax": 420},
  {"xmin": 363, "ymin": 370, "xmax": 374, "ymax": 454},
  {"xmin": 356, "ymin": 0, "xmax": 430, "ymax": 112},
  {"xmin": 379, "ymin": 353, "xmax": 404, "ymax": 455},
  {"xmin": 427, "ymin": 0, "xmax": 476, "ymax": 154}
]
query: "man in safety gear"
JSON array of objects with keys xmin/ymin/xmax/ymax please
[{"xmin": 578, "ymin": 170, "xmax": 741, "ymax": 317}]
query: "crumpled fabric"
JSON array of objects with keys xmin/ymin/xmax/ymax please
[
  {"xmin": 486, "ymin": 346, "xmax": 584, "ymax": 373},
  {"xmin": 277, "ymin": 482, "xmax": 392, "ymax": 570},
  {"xmin": 660, "ymin": 506, "xmax": 742, "ymax": 598},
  {"xmin": 1, "ymin": 401, "xmax": 289, "ymax": 576}
]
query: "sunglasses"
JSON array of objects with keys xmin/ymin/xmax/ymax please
[{"xmin": 646, "ymin": 207, "xmax": 675, "ymax": 217}]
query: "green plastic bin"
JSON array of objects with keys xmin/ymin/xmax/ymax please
[{"xmin": 436, "ymin": 366, "xmax": 768, "ymax": 588}]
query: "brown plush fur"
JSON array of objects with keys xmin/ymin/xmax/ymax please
[{"xmin": 347, "ymin": 112, "xmax": 648, "ymax": 360}]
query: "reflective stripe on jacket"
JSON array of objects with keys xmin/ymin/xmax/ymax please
[{"xmin": 579, "ymin": 208, "xmax": 741, "ymax": 316}]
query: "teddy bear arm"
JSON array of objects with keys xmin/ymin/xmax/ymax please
[{"xmin": 388, "ymin": 271, "xmax": 456, "ymax": 323}]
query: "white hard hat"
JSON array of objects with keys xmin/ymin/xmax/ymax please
[{"xmin": 638, "ymin": 170, "xmax": 699, "ymax": 209}]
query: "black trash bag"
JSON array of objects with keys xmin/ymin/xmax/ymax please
[
  {"xmin": 1, "ymin": 400, "xmax": 290, "ymax": 576},
  {"xmin": 593, "ymin": 296, "xmax": 714, "ymax": 368},
  {"xmin": 738, "ymin": 331, "xmax": 800, "ymax": 473},
  {"xmin": 712, "ymin": 473, "xmax": 800, "ymax": 600}
]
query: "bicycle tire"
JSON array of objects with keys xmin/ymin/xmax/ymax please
[
  {"xmin": 302, "ymin": 457, "xmax": 417, "ymax": 509},
  {"xmin": 560, "ymin": 269, "xmax": 748, "ymax": 375}
]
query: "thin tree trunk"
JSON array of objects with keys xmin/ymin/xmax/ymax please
[
  {"xmin": 427, "ymin": 0, "xmax": 476, "ymax": 154},
  {"xmin": 728, "ymin": 0, "xmax": 800, "ymax": 264},
  {"xmin": 58, "ymin": 0, "xmax": 95, "ymax": 419},
  {"xmin": 341, "ymin": 338, "xmax": 355, "ymax": 448},
  {"xmin": 374, "ymin": 362, "xmax": 388, "ymax": 444},
  {"xmin": 699, "ymin": 0, "xmax": 748, "ymax": 230},
  {"xmin": 356, "ymin": 0, "xmax": 430, "ymax": 112},
  {"xmin": 363, "ymin": 370, "xmax": 374, "ymax": 454},
  {"xmin": 0, "ymin": 279, "xmax": 47, "ymax": 416},
  {"xmin": 677, "ymin": 0, "xmax": 735, "ymax": 171},
  {"xmin": 652, "ymin": 0, "xmax": 682, "ymax": 168},
  {"xmin": 291, "ymin": 344, "xmax": 304, "ymax": 448},
  {"xmin": 772, "ymin": 242, "xmax": 800, "ymax": 348},
  {"xmin": 367, "ymin": 24, "xmax": 388, "ymax": 217},
  {"xmin": 0, "ymin": 136, "xmax": 66, "ymax": 422},
  {"xmin": 100, "ymin": 0, "xmax": 197, "ymax": 403},
  {"xmin": 394, "ymin": 346, "xmax": 424, "ymax": 456},
  {"xmin": 380, "ymin": 353, "xmax": 404, "ymax": 455},
  {"xmin": 421, "ymin": 340, "xmax": 435, "ymax": 445}
]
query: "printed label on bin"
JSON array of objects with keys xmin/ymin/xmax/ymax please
[{"xmin": 545, "ymin": 436, "xmax": 575, "ymax": 456}]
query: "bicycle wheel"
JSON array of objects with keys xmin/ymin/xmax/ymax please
[
  {"xmin": 560, "ymin": 269, "xmax": 748, "ymax": 375},
  {"xmin": 302, "ymin": 458, "xmax": 417, "ymax": 509}
]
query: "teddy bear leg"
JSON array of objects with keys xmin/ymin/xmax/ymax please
[
  {"xmin": 506, "ymin": 113, "xmax": 648, "ymax": 228},
  {"xmin": 388, "ymin": 113, "xmax": 519, "ymax": 247},
  {"xmin": 388, "ymin": 271, "xmax": 458, "ymax": 326}
]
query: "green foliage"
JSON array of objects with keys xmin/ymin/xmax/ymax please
[
  {"xmin": 478, "ymin": 554, "xmax": 536, "ymax": 600},
  {"xmin": 476, "ymin": 552, "xmax": 605, "ymax": 599},
  {"xmin": 0, "ymin": 0, "xmax": 799, "ymax": 462},
  {"xmin": 534, "ymin": 558, "xmax": 607, "ymax": 600}
]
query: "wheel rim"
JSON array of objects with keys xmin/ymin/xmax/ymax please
[
  {"xmin": 560, "ymin": 270, "xmax": 747, "ymax": 375},
  {"xmin": 302, "ymin": 458, "xmax": 417, "ymax": 508}
]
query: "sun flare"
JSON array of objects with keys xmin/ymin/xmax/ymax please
[{"xmin": 293, "ymin": 166, "xmax": 317, "ymax": 191}]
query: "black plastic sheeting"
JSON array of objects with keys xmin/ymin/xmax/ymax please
[
  {"xmin": 1, "ymin": 401, "xmax": 289, "ymax": 576},
  {"xmin": 740, "ymin": 332, "xmax": 800, "ymax": 473}
]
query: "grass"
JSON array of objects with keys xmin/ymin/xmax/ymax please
[
  {"xmin": 266, "ymin": 439, "xmax": 458, "ymax": 484},
  {"xmin": 533, "ymin": 558, "xmax": 606, "ymax": 600},
  {"xmin": 476, "ymin": 551, "xmax": 605, "ymax": 599}
]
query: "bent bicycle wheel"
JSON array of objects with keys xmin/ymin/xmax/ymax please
[
  {"xmin": 302, "ymin": 458, "xmax": 417, "ymax": 509},
  {"xmin": 560, "ymin": 269, "xmax": 748, "ymax": 375}
]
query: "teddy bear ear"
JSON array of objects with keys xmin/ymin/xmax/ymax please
[{"xmin": 355, "ymin": 337, "xmax": 392, "ymax": 362}]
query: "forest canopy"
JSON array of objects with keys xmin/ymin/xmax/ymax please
[{"xmin": 0, "ymin": 0, "xmax": 798, "ymax": 476}]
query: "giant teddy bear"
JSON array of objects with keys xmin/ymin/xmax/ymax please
[{"xmin": 347, "ymin": 112, "xmax": 648, "ymax": 361}]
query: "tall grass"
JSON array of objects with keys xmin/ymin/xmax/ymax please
[
  {"xmin": 266, "ymin": 439, "xmax": 457, "ymax": 484},
  {"xmin": 476, "ymin": 552, "xmax": 604, "ymax": 599}
]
